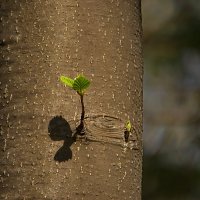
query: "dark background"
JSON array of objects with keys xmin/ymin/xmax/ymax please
[{"xmin": 142, "ymin": 0, "xmax": 200, "ymax": 200}]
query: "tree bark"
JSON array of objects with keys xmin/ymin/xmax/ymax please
[{"xmin": 0, "ymin": 0, "xmax": 143, "ymax": 199}]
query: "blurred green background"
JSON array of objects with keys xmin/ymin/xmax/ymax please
[{"xmin": 142, "ymin": 0, "xmax": 200, "ymax": 199}]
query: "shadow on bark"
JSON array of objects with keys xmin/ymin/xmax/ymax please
[
  {"xmin": 0, "ymin": 39, "xmax": 15, "ymax": 67},
  {"xmin": 48, "ymin": 116, "xmax": 76, "ymax": 162}
]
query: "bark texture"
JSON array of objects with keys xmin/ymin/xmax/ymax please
[{"xmin": 0, "ymin": 0, "xmax": 143, "ymax": 199}]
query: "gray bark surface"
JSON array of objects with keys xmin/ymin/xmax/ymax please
[{"xmin": 0, "ymin": 0, "xmax": 143, "ymax": 199}]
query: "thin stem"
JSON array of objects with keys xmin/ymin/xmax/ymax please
[
  {"xmin": 80, "ymin": 94, "xmax": 85, "ymax": 122},
  {"xmin": 75, "ymin": 94, "xmax": 85, "ymax": 135}
]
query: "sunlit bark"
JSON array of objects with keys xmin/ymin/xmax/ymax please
[{"xmin": 0, "ymin": 0, "xmax": 143, "ymax": 199}]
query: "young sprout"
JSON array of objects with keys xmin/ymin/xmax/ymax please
[
  {"xmin": 124, "ymin": 120, "xmax": 132, "ymax": 143},
  {"xmin": 60, "ymin": 74, "xmax": 90, "ymax": 135}
]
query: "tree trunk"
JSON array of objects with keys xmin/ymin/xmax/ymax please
[{"xmin": 0, "ymin": 0, "xmax": 143, "ymax": 199}]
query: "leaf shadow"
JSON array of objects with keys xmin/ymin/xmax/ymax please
[{"xmin": 48, "ymin": 116, "xmax": 76, "ymax": 162}]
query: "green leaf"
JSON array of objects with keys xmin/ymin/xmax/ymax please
[
  {"xmin": 60, "ymin": 76, "xmax": 74, "ymax": 88},
  {"xmin": 125, "ymin": 120, "xmax": 132, "ymax": 132},
  {"xmin": 73, "ymin": 75, "xmax": 90, "ymax": 95}
]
